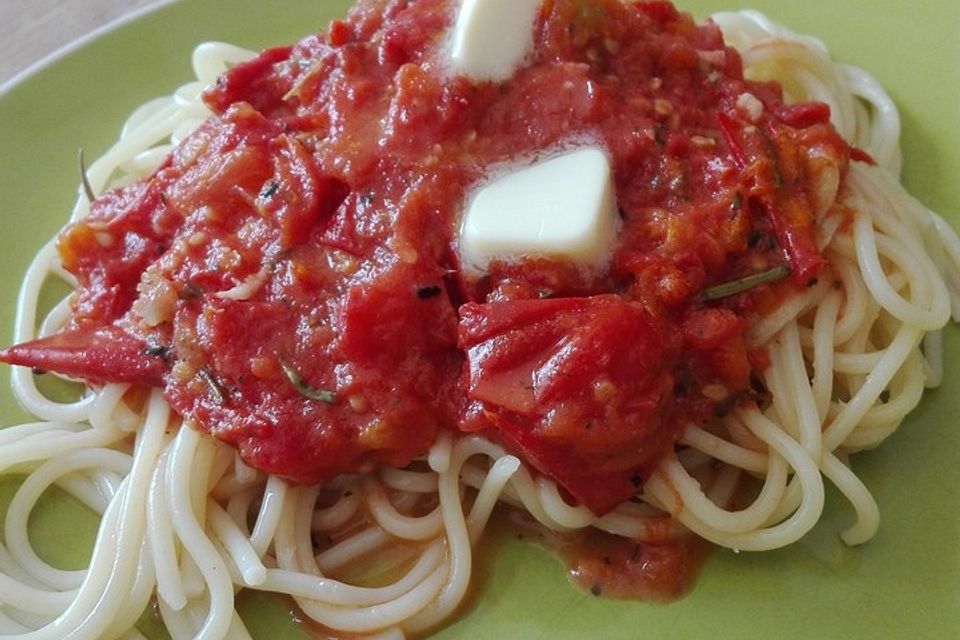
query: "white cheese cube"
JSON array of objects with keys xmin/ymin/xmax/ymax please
[
  {"xmin": 449, "ymin": 0, "xmax": 543, "ymax": 82},
  {"xmin": 458, "ymin": 147, "xmax": 619, "ymax": 275}
]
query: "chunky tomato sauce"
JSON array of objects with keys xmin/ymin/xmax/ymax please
[{"xmin": 1, "ymin": 0, "xmax": 849, "ymax": 515}]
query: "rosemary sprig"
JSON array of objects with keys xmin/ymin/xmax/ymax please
[
  {"xmin": 279, "ymin": 359, "xmax": 336, "ymax": 404},
  {"xmin": 702, "ymin": 265, "xmax": 791, "ymax": 301},
  {"xmin": 198, "ymin": 369, "xmax": 226, "ymax": 404},
  {"xmin": 78, "ymin": 148, "xmax": 96, "ymax": 203}
]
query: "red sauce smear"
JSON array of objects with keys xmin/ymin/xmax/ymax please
[
  {"xmin": 562, "ymin": 530, "xmax": 710, "ymax": 601},
  {"xmin": 1, "ymin": 0, "xmax": 849, "ymax": 517}
]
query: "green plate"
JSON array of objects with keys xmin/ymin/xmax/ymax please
[{"xmin": 1, "ymin": 1, "xmax": 958, "ymax": 638}]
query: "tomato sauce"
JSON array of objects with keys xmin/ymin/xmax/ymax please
[
  {"xmin": 1, "ymin": 0, "xmax": 849, "ymax": 515},
  {"xmin": 561, "ymin": 529, "xmax": 710, "ymax": 601}
]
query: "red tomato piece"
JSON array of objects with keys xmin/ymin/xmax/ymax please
[
  {"xmin": 0, "ymin": 326, "xmax": 166, "ymax": 386},
  {"xmin": 459, "ymin": 296, "xmax": 676, "ymax": 514}
]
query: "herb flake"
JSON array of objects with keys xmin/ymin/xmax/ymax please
[
  {"xmin": 78, "ymin": 149, "xmax": 96, "ymax": 203},
  {"xmin": 702, "ymin": 265, "xmax": 791, "ymax": 301},
  {"xmin": 198, "ymin": 369, "xmax": 226, "ymax": 404},
  {"xmin": 416, "ymin": 285, "xmax": 442, "ymax": 299},
  {"xmin": 259, "ymin": 181, "xmax": 280, "ymax": 199},
  {"xmin": 279, "ymin": 360, "xmax": 336, "ymax": 404}
]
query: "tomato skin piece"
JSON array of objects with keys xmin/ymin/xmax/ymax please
[
  {"xmin": 635, "ymin": 0, "xmax": 681, "ymax": 23},
  {"xmin": 202, "ymin": 46, "xmax": 293, "ymax": 115},
  {"xmin": 459, "ymin": 296, "xmax": 676, "ymax": 514},
  {"xmin": 773, "ymin": 101, "xmax": 831, "ymax": 129},
  {"xmin": 259, "ymin": 135, "xmax": 350, "ymax": 247},
  {"xmin": 0, "ymin": 326, "xmax": 166, "ymax": 386}
]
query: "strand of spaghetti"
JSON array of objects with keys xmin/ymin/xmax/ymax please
[
  {"xmin": 161, "ymin": 604, "xmax": 252, "ymax": 640},
  {"xmin": 651, "ymin": 443, "xmax": 788, "ymax": 534},
  {"xmin": 165, "ymin": 426, "xmax": 234, "ymax": 640},
  {"xmin": 191, "ymin": 42, "xmax": 256, "ymax": 85},
  {"xmin": 47, "ymin": 471, "xmax": 108, "ymax": 516},
  {"xmin": 35, "ymin": 297, "xmax": 71, "ymax": 341},
  {"xmin": 0, "ymin": 391, "xmax": 165, "ymax": 640},
  {"xmin": 271, "ymin": 485, "xmax": 316, "ymax": 575},
  {"xmin": 247, "ymin": 475, "xmax": 288, "ymax": 556},
  {"xmin": 646, "ymin": 406, "xmax": 825, "ymax": 551},
  {"xmin": 363, "ymin": 478, "xmax": 444, "ymax": 541},
  {"xmin": 157, "ymin": 598, "xmax": 204, "ymax": 640},
  {"xmin": 831, "ymin": 253, "xmax": 874, "ymax": 344},
  {"xmin": 855, "ymin": 163, "xmax": 942, "ymax": 252},
  {"xmin": 0, "ymin": 428, "xmax": 121, "ymax": 475},
  {"xmin": 294, "ymin": 556, "xmax": 447, "ymax": 634},
  {"xmin": 74, "ymin": 101, "xmax": 186, "ymax": 214},
  {"xmin": 210, "ymin": 465, "xmax": 261, "ymax": 501},
  {"xmin": 0, "ymin": 422, "xmax": 87, "ymax": 448},
  {"xmin": 679, "ymin": 425, "xmax": 766, "ymax": 474},
  {"xmin": 842, "ymin": 349, "xmax": 925, "ymax": 450},
  {"xmin": 100, "ymin": 540, "xmax": 158, "ymax": 640},
  {"xmin": 10, "ymin": 243, "xmax": 94, "ymax": 424},
  {"xmin": 820, "ymin": 452, "xmax": 880, "ymax": 545},
  {"xmin": 311, "ymin": 486, "xmax": 361, "ymax": 532},
  {"xmin": 810, "ymin": 288, "xmax": 842, "ymax": 421},
  {"xmin": 86, "ymin": 383, "xmax": 139, "ymax": 433},
  {"xmin": 926, "ymin": 215, "xmax": 960, "ymax": 316},
  {"xmin": 380, "ymin": 467, "xmax": 440, "ymax": 493},
  {"xmin": 222, "ymin": 486, "xmax": 259, "ymax": 538},
  {"xmin": 79, "ymin": 468, "xmax": 124, "ymax": 509},
  {"xmin": 462, "ymin": 439, "xmax": 565, "ymax": 531},
  {"xmin": 838, "ymin": 63, "xmax": 900, "ymax": 171},
  {"xmin": 456, "ymin": 451, "xmax": 679, "ymax": 542},
  {"xmin": 537, "ymin": 478, "xmax": 596, "ymax": 529},
  {"xmin": 232, "ymin": 453, "xmax": 258, "ymax": 485},
  {"xmin": 0, "ymin": 541, "xmax": 43, "ymax": 592},
  {"xmin": 314, "ymin": 529, "xmax": 392, "ymax": 575},
  {"xmin": 770, "ymin": 321, "xmax": 823, "ymax": 455},
  {"xmin": 4, "ymin": 448, "xmax": 133, "ymax": 591},
  {"xmin": 712, "ymin": 13, "xmax": 857, "ymax": 139},
  {"xmin": 206, "ymin": 499, "xmax": 267, "ymax": 586},
  {"xmin": 261, "ymin": 545, "xmax": 446, "ymax": 606},
  {"xmin": 0, "ymin": 573, "xmax": 74, "ymax": 617},
  {"xmin": 850, "ymin": 192, "xmax": 949, "ymax": 329},
  {"xmin": 466, "ymin": 455, "xmax": 520, "ymax": 542},
  {"xmin": 594, "ymin": 508, "xmax": 685, "ymax": 542},
  {"xmin": 832, "ymin": 350, "xmax": 886, "ymax": 375},
  {"xmin": 747, "ymin": 276, "xmax": 830, "ymax": 345},
  {"xmin": 823, "ymin": 325, "xmax": 922, "ymax": 451},
  {"xmin": 922, "ymin": 330, "xmax": 944, "ymax": 388},
  {"xmin": 705, "ymin": 465, "xmax": 742, "ymax": 511},
  {"xmin": 403, "ymin": 438, "xmax": 481, "ymax": 634},
  {"xmin": 148, "ymin": 447, "xmax": 187, "ymax": 611},
  {"xmin": 65, "ymin": 392, "xmax": 168, "ymax": 640},
  {"xmin": 0, "ymin": 615, "xmax": 28, "ymax": 635}
]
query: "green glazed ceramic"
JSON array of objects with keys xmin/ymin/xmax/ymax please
[{"xmin": 1, "ymin": 1, "xmax": 957, "ymax": 638}]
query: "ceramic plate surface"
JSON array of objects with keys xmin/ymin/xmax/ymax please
[{"xmin": 0, "ymin": 1, "xmax": 958, "ymax": 638}]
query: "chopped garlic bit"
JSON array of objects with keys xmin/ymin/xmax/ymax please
[
  {"xmin": 215, "ymin": 269, "xmax": 269, "ymax": 301},
  {"xmin": 133, "ymin": 270, "xmax": 178, "ymax": 326},
  {"xmin": 736, "ymin": 92, "xmax": 764, "ymax": 122}
]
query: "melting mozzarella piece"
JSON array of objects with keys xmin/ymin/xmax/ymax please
[
  {"xmin": 449, "ymin": 0, "xmax": 543, "ymax": 81},
  {"xmin": 458, "ymin": 147, "xmax": 619, "ymax": 275}
]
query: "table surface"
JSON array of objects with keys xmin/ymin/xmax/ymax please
[{"xmin": 0, "ymin": 0, "xmax": 160, "ymax": 87}]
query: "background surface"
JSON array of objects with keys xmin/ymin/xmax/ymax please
[{"xmin": 0, "ymin": 0, "xmax": 158, "ymax": 85}]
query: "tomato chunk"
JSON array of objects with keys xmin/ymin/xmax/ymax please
[
  {"xmin": 0, "ymin": 326, "xmax": 166, "ymax": 386},
  {"xmin": 459, "ymin": 296, "xmax": 676, "ymax": 513}
]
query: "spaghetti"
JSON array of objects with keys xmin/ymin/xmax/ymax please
[{"xmin": 0, "ymin": 5, "xmax": 958, "ymax": 640}]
